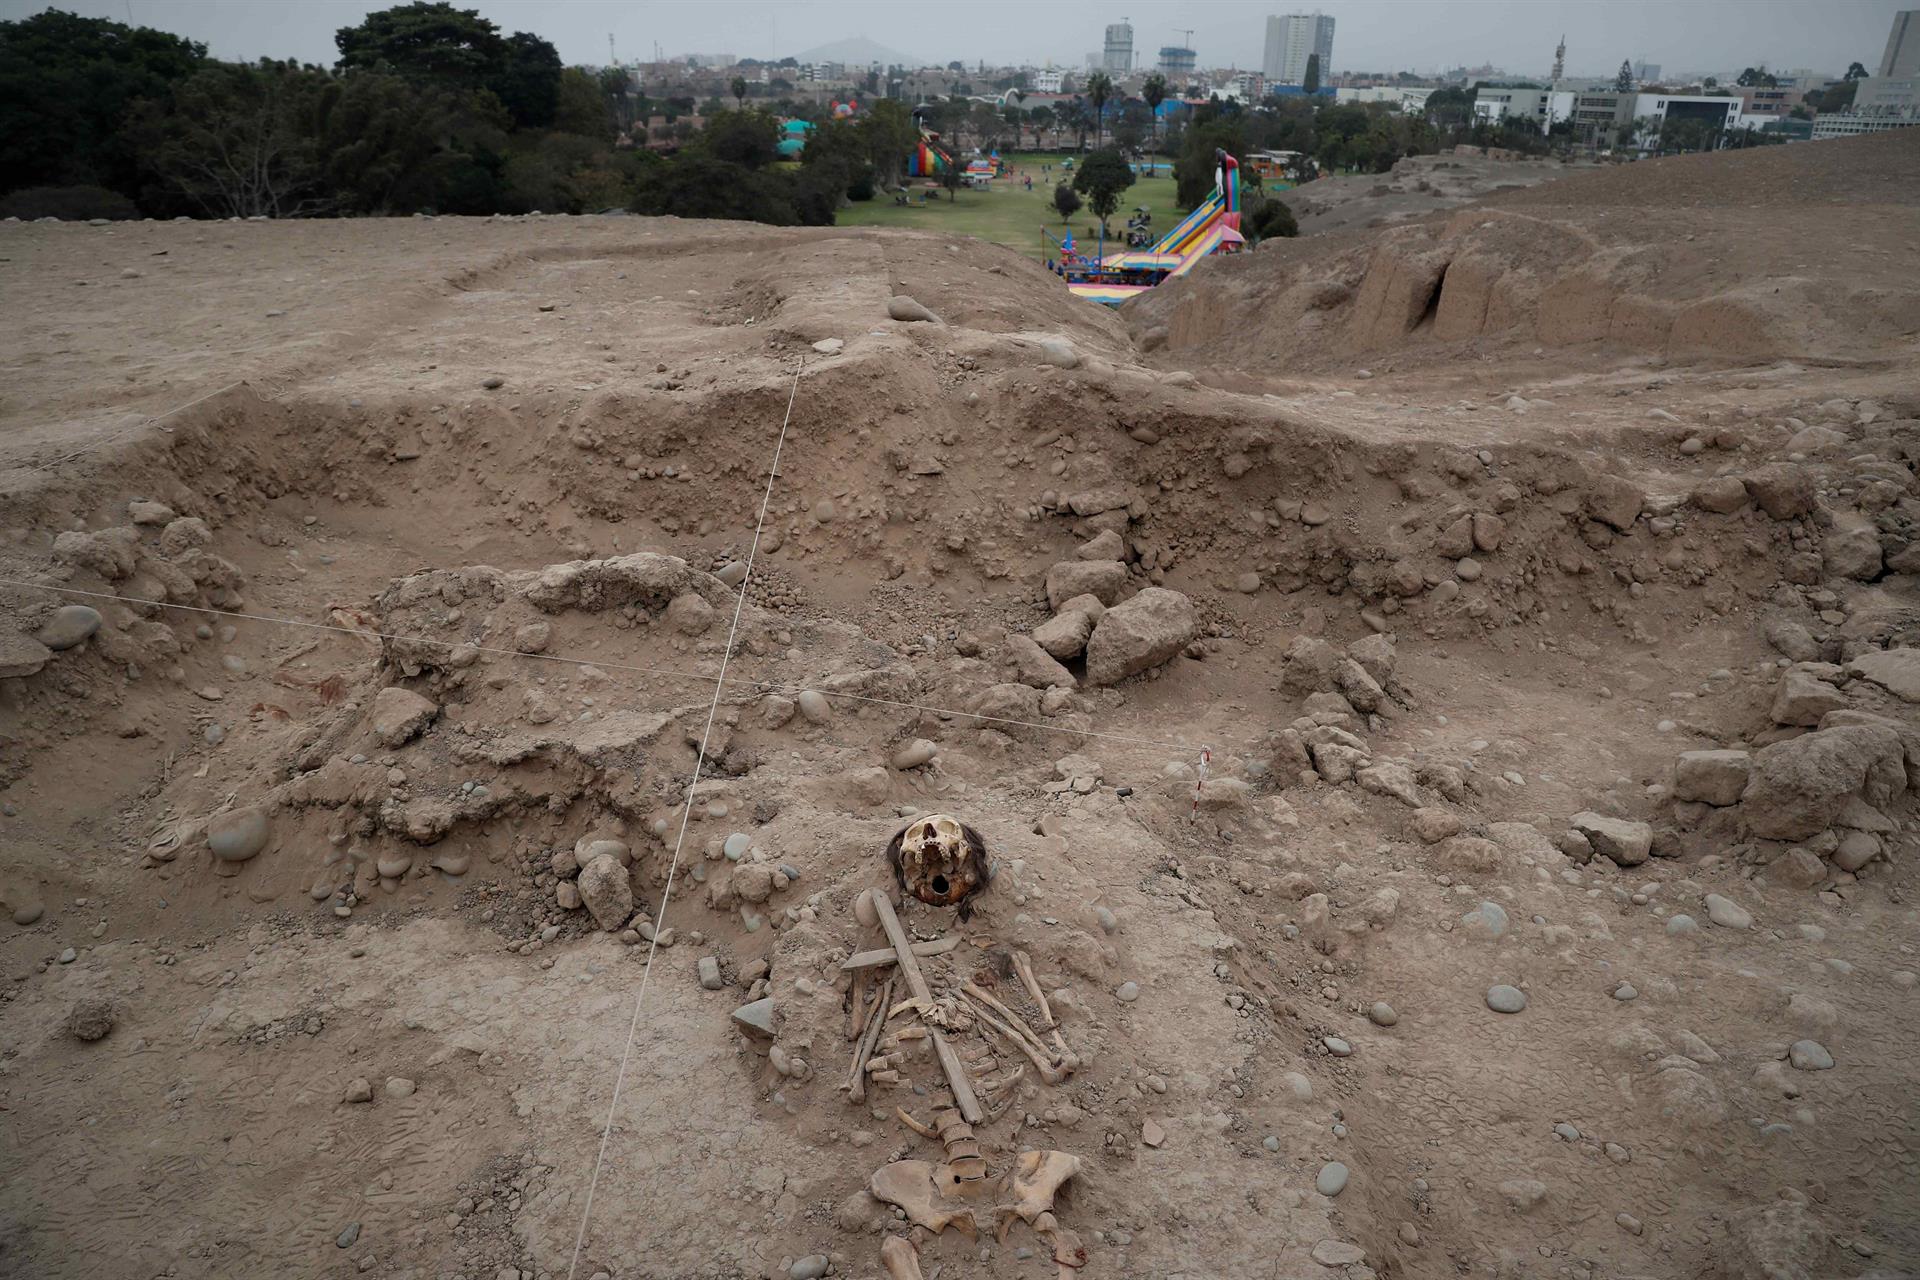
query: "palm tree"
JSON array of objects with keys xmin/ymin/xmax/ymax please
[
  {"xmin": 730, "ymin": 75, "xmax": 747, "ymax": 109},
  {"xmin": 1141, "ymin": 73, "xmax": 1167, "ymax": 160},
  {"xmin": 1085, "ymin": 71, "xmax": 1113, "ymax": 149},
  {"xmin": 1065, "ymin": 96, "xmax": 1091, "ymax": 150}
]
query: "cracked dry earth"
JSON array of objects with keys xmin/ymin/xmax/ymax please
[{"xmin": 3, "ymin": 132, "xmax": 1920, "ymax": 1280}]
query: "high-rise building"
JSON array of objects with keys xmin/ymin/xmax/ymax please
[
  {"xmin": 1103, "ymin": 22, "xmax": 1134, "ymax": 73},
  {"xmin": 1633, "ymin": 60, "xmax": 1662, "ymax": 83},
  {"xmin": 1880, "ymin": 10, "xmax": 1920, "ymax": 78},
  {"xmin": 1263, "ymin": 13, "xmax": 1335, "ymax": 86},
  {"xmin": 1158, "ymin": 45, "xmax": 1197, "ymax": 76}
]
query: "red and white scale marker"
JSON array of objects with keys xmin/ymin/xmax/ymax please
[{"xmin": 1190, "ymin": 748, "xmax": 1211, "ymax": 820}]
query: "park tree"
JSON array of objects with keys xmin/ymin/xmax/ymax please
[
  {"xmin": 731, "ymin": 75, "xmax": 747, "ymax": 108},
  {"xmin": 494, "ymin": 31, "xmax": 561, "ymax": 127},
  {"xmin": 1063, "ymin": 96, "xmax": 1092, "ymax": 149},
  {"xmin": 0, "ymin": 9, "xmax": 207, "ymax": 199},
  {"xmin": 1303, "ymin": 53, "xmax": 1321, "ymax": 95},
  {"xmin": 1735, "ymin": 65, "xmax": 1778, "ymax": 87},
  {"xmin": 1243, "ymin": 189, "xmax": 1298, "ymax": 241},
  {"xmin": 1173, "ymin": 103, "xmax": 1245, "ymax": 205},
  {"xmin": 858, "ymin": 98, "xmax": 917, "ymax": 188},
  {"xmin": 1052, "ymin": 182, "xmax": 1081, "ymax": 223},
  {"xmin": 1028, "ymin": 104, "xmax": 1055, "ymax": 149},
  {"xmin": 1805, "ymin": 77, "xmax": 1858, "ymax": 112},
  {"xmin": 1615, "ymin": 59, "xmax": 1634, "ymax": 92},
  {"xmin": 697, "ymin": 109, "xmax": 780, "ymax": 168},
  {"xmin": 1423, "ymin": 85, "xmax": 1473, "ymax": 129},
  {"xmin": 555, "ymin": 67, "xmax": 615, "ymax": 140},
  {"xmin": 1070, "ymin": 147, "xmax": 1134, "ymax": 235},
  {"xmin": 335, "ymin": 3, "xmax": 506, "ymax": 89},
  {"xmin": 1141, "ymin": 73, "xmax": 1168, "ymax": 152},
  {"xmin": 127, "ymin": 61, "xmax": 324, "ymax": 218},
  {"xmin": 1845, "ymin": 61, "xmax": 1868, "ymax": 80},
  {"xmin": 1085, "ymin": 71, "xmax": 1114, "ymax": 147}
]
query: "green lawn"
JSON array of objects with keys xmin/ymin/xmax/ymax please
[{"xmin": 835, "ymin": 152, "xmax": 1187, "ymax": 262}]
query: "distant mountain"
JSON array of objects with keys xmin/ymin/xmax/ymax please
[{"xmin": 790, "ymin": 37, "xmax": 923, "ymax": 69}]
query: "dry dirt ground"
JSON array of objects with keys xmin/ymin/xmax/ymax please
[
  {"xmin": 2, "ymin": 130, "xmax": 1918, "ymax": 1280},
  {"xmin": 1280, "ymin": 151, "xmax": 1587, "ymax": 237}
]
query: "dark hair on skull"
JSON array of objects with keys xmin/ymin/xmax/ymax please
[{"xmin": 886, "ymin": 813, "xmax": 990, "ymax": 920}]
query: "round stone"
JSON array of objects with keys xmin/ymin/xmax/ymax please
[
  {"xmin": 796, "ymin": 690, "xmax": 832, "ymax": 723},
  {"xmin": 1667, "ymin": 913, "xmax": 1699, "ymax": 936},
  {"xmin": 1316, "ymin": 1162, "xmax": 1350, "ymax": 1197},
  {"xmin": 64, "ymin": 998, "xmax": 115, "ymax": 1042},
  {"xmin": 1115, "ymin": 981, "xmax": 1140, "ymax": 1003},
  {"xmin": 1613, "ymin": 983, "xmax": 1638, "ymax": 1001},
  {"xmin": 1788, "ymin": 1039, "xmax": 1833, "ymax": 1071},
  {"xmin": 1368, "ymin": 1001, "xmax": 1399, "ymax": 1027},
  {"xmin": 35, "ymin": 605, "xmax": 102, "ymax": 651},
  {"xmin": 723, "ymin": 833, "xmax": 751, "ymax": 861},
  {"xmin": 1486, "ymin": 984, "xmax": 1527, "ymax": 1014},
  {"xmin": 206, "ymin": 806, "xmax": 271, "ymax": 862},
  {"xmin": 1323, "ymin": 1036, "xmax": 1352, "ymax": 1057}
]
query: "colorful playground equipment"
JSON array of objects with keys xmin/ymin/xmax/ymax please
[
  {"xmin": 906, "ymin": 125, "xmax": 952, "ymax": 178},
  {"xmin": 965, "ymin": 151, "xmax": 1010, "ymax": 179},
  {"xmin": 1044, "ymin": 150, "xmax": 1244, "ymax": 306},
  {"xmin": 775, "ymin": 118, "xmax": 813, "ymax": 160}
]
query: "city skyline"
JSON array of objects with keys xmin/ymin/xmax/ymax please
[{"xmin": 5, "ymin": 0, "xmax": 1908, "ymax": 81}]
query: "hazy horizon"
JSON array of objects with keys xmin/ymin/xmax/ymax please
[{"xmin": 3, "ymin": 0, "xmax": 1907, "ymax": 81}]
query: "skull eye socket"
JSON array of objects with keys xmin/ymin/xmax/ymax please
[{"xmin": 931, "ymin": 874, "xmax": 951, "ymax": 896}]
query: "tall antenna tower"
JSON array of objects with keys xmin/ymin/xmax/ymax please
[
  {"xmin": 608, "ymin": 33, "xmax": 617, "ymax": 67},
  {"xmin": 1552, "ymin": 35, "xmax": 1566, "ymax": 82}
]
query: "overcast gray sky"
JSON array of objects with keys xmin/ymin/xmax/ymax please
[{"xmin": 5, "ymin": 0, "xmax": 1907, "ymax": 78}]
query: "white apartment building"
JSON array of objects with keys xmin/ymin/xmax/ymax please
[
  {"xmin": 1473, "ymin": 86, "xmax": 1558, "ymax": 132},
  {"xmin": 1263, "ymin": 13, "xmax": 1335, "ymax": 85}
]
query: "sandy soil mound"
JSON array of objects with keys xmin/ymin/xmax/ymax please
[
  {"xmin": 1, "ymin": 164, "xmax": 1918, "ymax": 1280},
  {"xmin": 1133, "ymin": 129, "xmax": 1920, "ymax": 376}
]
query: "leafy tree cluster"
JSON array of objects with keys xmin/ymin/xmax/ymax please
[{"xmin": 3, "ymin": 4, "xmax": 646, "ymax": 219}]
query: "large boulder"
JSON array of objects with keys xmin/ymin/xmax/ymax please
[
  {"xmin": 1044, "ymin": 560, "xmax": 1128, "ymax": 611},
  {"xmin": 1690, "ymin": 476, "xmax": 1750, "ymax": 514},
  {"xmin": 1769, "ymin": 668, "xmax": 1847, "ymax": 727},
  {"xmin": 1279, "ymin": 635, "xmax": 1340, "ymax": 697},
  {"xmin": 971, "ymin": 682, "xmax": 1044, "ymax": 736},
  {"xmin": 1848, "ymin": 647, "xmax": 1920, "ymax": 703},
  {"xmin": 1743, "ymin": 465, "xmax": 1815, "ymax": 521},
  {"xmin": 577, "ymin": 854, "xmax": 633, "ymax": 930},
  {"xmin": 1822, "ymin": 520, "xmax": 1883, "ymax": 581},
  {"xmin": 1346, "ymin": 634, "xmax": 1397, "ymax": 684},
  {"xmin": 1031, "ymin": 609, "xmax": 1095, "ymax": 661},
  {"xmin": 370, "ymin": 686, "xmax": 439, "ymax": 747},
  {"xmin": 1584, "ymin": 475, "xmax": 1645, "ymax": 532},
  {"xmin": 1673, "ymin": 750, "xmax": 1751, "ymax": 807},
  {"xmin": 887, "ymin": 295, "xmax": 939, "ymax": 323},
  {"xmin": 1740, "ymin": 724, "xmax": 1908, "ymax": 840},
  {"xmin": 1084, "ymin": 588, "xmax": 1196, "ymax": 686},
  {"xmin": 1568, "ymin": 812, "xmax": 1653, "ymax": 866},
  {"xmin": 0, "ymin": 632, "xmax": 52, "ymax": 680},
  {"xmin": 1005, "ymin": 634, "xmax": 1075, "ymax": 689}
]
